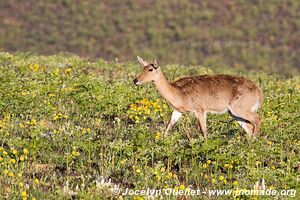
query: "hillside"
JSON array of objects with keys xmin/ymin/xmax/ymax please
[
  {"xmin": 0, "ymin": 0, "xmax": 299, "ymax": 74},
  {"xmin": 0, "ymin": 52, "xmax": 299, "ymax": 199}
]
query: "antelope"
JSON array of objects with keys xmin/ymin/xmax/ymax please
[{"xmin": 133, "ymin": 56, "xmax": 263, "ymax": 138}]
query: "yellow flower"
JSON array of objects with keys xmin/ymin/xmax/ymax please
[
  {"xmin": 0, "ymin": 156, "xmax": 3, "ymax": 161},
  {"xmin": 53, "ymin": 114, "xmax": 59, "ymax": 121},
  {"xmin": 154, "ymin": 132, "xmax": 161, "ymax": 140},
  {"xmin": 10, "ymin": 159, "xmax": 16, "ymax": 164},
  {"xmin": 0, "ymin": 147, "xmax": 4, "ymax": 151},
  {"xmin": 211, "ymin": 178, "xmax": 216, "ymax": 184},
  {"xmin": 29, "ymin": 63, "xmax": 39, "ymax": 72},
  {"xmin": 233, "ymin": 181, "xmax": 239, "ymax": 186},
  {"xmin": 179, "ymin": 185, "xmax": 185, "ymax": 190},
  {"xmin": 8, "ymin": 172, "xmax": 14, "ymax": 177},
  {"xmin": 224, "ymin": 164, "xmax": 230, "ymax": 168},
  {"xmin": 133, "ymin": 196, "xmax": 143, "ymax": 200},
  {"xmin": 219, "ymin": 176, "xmax": 224, "ymax": 181},
  {"xmin": 207, "ymin": 160, "xmax": 212, "ymax": 165},
  {"xmin": 31, "ymin": 119, "xmax": 37, "ymax": 126},
  {"xmin": 23, "ymin": 149, "xmax": 28, "ymax": 154},
  {"xmin": 160, "ymin": 167, "xmax": 165, "ymax": 173},
  {"xmin": 136, "ymin": 169, "xmax": 141, "ymax": 173},
  {"xmin": 167, "ymin": 172, "xmax": 173, "ymax": 179},
  {"xmin": 52, "ymin": 68, "xmax": 60, "ymax": 76},
  {"xmin": 17, "ymin": 173, "xmax": 22, "ymax": 177},
  {"xmin": 234, "ymin": 121, "xmax": 239, "ymax": 127},
  {"xmin": 3, "ymin": 169, "xmax": 9, "ymax": 174},
  {"xmin": 20, "ymin": 156, "xmax": 25, "ymax": 161},
  {"xmin": 21, "ymin": 191, "xmax": 27, "ymax": 197},
  {"xmin": 202, "ymin": 163, "xmax": 208, "ymax": 169},
  {"xmin": 64, "ymin": 68, "xmax": 72, "ymax": 75},
  {"xmin": 267, "ymin": 140, "xmax": 273, "ymax": 145},
  {"xmin": 34, "ymin": 178, "xmax": 39, "ymax": 184},
  {"xmin": 3, "ymin": 151, "xmax": 8, "ymax": 156},
  {"xmin": 156, "ymin": 175, "xmax": 161, "ymax": 181},
  {"xmin": 120, "ymin": 160, "xmax": 126, "ymax": 165},
  {"xmin": 72, "ymin": 151, "xmax": 79, "ymax": 156},
  {"xmin": 135, "ymin": 117, "xmax": 140, "ymax": 124},
  {"xmin": 12, "ymin": 149, "xmax": 18, "ymax": 155},
  {"xmin": 19, "ymin": 182, "xmax": 24, "ymax": 187},
  {"xmin": 32, "ymin": 198, "xmax": 37, "ymax": 200}
]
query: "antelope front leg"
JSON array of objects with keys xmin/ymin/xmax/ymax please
[
  {"xmin": 195, "ymin": 112, "xmax": 208, "ymax": 139},
  {"xmin": 165, "ymin": 110, "xmax": 182, "ymax": 136}
]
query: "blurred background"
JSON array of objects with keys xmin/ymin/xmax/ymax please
[{"xmin": 0, "ymin": 0, "xmax": 299, "ymax": 74}]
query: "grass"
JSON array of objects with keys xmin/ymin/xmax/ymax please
[{"xmin": 0, "ymin": 51, "xmax": 299, "ymax": 199}]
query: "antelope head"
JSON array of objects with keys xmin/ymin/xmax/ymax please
[{"xmin": 134, "ymin": 56, "xmax": 160, "ymax": 85}]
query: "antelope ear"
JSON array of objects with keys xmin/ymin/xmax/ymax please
[
  {"xmin": 137, "ymin": 56, "xmax": 149, "ymax": 67},
  {"xmin": 153, "ymin": 59, "xmax": 159, "ymax": 69}
]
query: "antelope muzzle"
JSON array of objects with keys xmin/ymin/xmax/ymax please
[{"xmin": 133, "ymin": 77, "xmax": 140, "ymax": 85}]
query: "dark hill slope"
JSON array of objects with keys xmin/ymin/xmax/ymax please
[{"xmin": 0, "ymin": 0, "xmax": 299, "ymax": 74}]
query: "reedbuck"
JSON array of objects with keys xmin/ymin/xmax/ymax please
[{"xmin": 133, "ymin": 56, "xmax": 263, "ymax": 138}]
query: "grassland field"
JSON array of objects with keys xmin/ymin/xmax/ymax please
[{"xmin": 0, "ymin": 52, "xmax": 299, "ymax": 199}]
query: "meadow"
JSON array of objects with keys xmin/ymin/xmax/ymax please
[{"xmin": 0, "ymin": 52, "xmax": 299, "ymax": 199}]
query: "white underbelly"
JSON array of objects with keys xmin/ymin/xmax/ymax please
[{"xmin": 208, "ymin": 109, "xmax": 228, "ymax": 115}]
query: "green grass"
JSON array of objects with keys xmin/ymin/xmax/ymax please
[{"xmin": 0, "ymin": 52, "xmax": 299, "ymax": 199}]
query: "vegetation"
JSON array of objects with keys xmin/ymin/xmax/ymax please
[
  {"xmin": 0, "ymin": 52, "xmax": 299, "ymax": 199},
  {"xmin": 0, "ymin": 0, "xmax": 299, "ymax": 74}
]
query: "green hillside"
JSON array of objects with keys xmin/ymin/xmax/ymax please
[
  {"xmin": 0, "ymin": 52, "xmax": 299, "ymax": 199},
  {"xmin": 0, "ymin": 0, "xmax": 299, "ymax": 74}
]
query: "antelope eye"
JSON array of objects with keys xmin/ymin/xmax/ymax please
[{"xmin": 148, "ymin": 68, "xmax": 154, "ymax": 72}]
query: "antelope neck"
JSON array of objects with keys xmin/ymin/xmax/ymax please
[{"xmin": 154, "ymin": 71, "xmax": 180, "ymax": 104}]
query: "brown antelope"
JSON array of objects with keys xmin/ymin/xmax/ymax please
[{"xmin": 133, "ymin": 56, "xmax": 263, "ymax": 138}]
